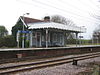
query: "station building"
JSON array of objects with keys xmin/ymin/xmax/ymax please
[{"xmin": 16, "ymin": 16, "xmax": 86, "ymax": 48}]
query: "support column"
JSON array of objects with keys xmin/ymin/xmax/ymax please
[
  {"xmin": 75, "ymin": 33, "xmax": 78, "ymax": 47},
  {"xmin": 30, "ymin": 31, "xmax": 32, "ymax": 47},
  {"xmin": 16, "ymin": 30, "xmax": 20, "ymax": 48},
  {"xmin": 40, "ymin": 32, "xmax": 42, "ymax": 47},
  {"xmin": 46, "ymin": 29, "xmax": 48, "ymax": 48},
  {"xmin": 63, "ymin": 32, "xmax": 66, "ymax": 47}
]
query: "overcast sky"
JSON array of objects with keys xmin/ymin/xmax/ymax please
[{"xmin": 0, "ymin": 0, "xmax": 100, "ymax": 39}]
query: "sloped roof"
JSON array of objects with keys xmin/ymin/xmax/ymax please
[
  {"xmin": 28, "ymin": 22, "xmax": 86, "ymax": 33},
  {"xmin": 20, "ymin": 16, "xmax": 44, "ymax": 24},
  {"xmin": 18, "ymin": 16, "xmax": 86, "ymax": 33}
]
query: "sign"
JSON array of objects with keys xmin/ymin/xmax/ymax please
[
  {"xmin": 18, "ymin": 30, "xmax": 31, "ymax": 33},
  {"xmin": 79, "ymin": 36, "xmax": 83, "ymax": 38}
]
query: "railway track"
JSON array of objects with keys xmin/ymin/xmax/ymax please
[{"xmin": 0, "ymin": 52, "xmax": 100, "ymax": 74}]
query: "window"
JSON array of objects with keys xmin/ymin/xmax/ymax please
[
  {"xmin": 32, "ymin": 32, "xmax": 36, "ymax": 38},
  {"xmin": 59, "ymin": 34, "xmax": 63, "ymax": 43},
  {"xmin": 53, "ymin": 33, "xmax": 57, "ymax": 42},
  {"xmin": 42, "ymin": 35, "xmax": 45, "ymax": 41}
]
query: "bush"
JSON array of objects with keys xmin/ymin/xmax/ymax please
[
  {"xmin": 0, "ymin": 35, "xmax": 17, "ymax": 48},
  {"xmin": 66, "ymin": 39, "xmax": 77, "ymax": 44},
  {"xmin": 25, "ymin": 40, "xmax": 29, "ymax": 48}
]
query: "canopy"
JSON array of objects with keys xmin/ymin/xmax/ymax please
[{"xmin": 28, "ymin": 22, "xmax": 86, "ymax": 33}]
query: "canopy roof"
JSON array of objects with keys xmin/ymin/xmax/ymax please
[{"xmin": 28, "ymin": 22, "xmax": 86, "ymax": 33}]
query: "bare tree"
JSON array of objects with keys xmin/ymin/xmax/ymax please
[
  {"xmin": 92, "ymin": 25, "xmax": 100, "ymax": 44},
  {"xmin": 51, "ymin": 15, "xmax": 75, "ymax": 26}
]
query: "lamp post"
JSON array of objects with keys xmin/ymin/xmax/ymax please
[{"xmin": 22, "ymin": 13, "xmax": 29, "ymax": 48}]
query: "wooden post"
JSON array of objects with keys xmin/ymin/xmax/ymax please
[
  {"xmin": 30, "ymin": 31, "xmax": 32, "ymax": 47},
  {"xmin": 46, "ymin": 29, "xmax": 48, "ymax": 48},
  {"xmin": 16, "ymin": 30, "xmax": 20, "ymax": 48},
  {"xmin": 63, "ymin": 32, "xmax": 66, "ymax": 46},
  {"xmin": 76, "ymin": 33, "xmax": 78, "ymax": 47}
]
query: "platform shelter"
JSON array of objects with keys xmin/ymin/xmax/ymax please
[{"xmin": 16, "ymin": 16, "xmax": 86, "ymax": 48}]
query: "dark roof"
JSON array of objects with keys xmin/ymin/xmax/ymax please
[{"xmin": 20, "ymin": 16, "xmax": 44, "ymax": 24}]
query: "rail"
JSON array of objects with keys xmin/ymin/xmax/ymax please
[{"xmin": 0, "ymin": 52, "xmax": 100, "ymax": 74}]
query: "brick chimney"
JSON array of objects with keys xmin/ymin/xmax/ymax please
[{"xmin": 44, "ymin": 16, "xmax": 50, "ymax": 22}]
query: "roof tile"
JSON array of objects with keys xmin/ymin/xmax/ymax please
[{"xmin": 20, "ymin": 16, "xmax": 44, "ymax": 24}]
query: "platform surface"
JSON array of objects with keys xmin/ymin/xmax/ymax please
[{"xmin": 0, "ymin": 45, "xmax": 100, "ymax": 52}]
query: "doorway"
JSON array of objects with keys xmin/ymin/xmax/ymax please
[{"xmin": 36, "ymin": 32, "xmax": 41, "ymax": 47}]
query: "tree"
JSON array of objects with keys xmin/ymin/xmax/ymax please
[
  {"xmin": 51, "ymin": 15, "xmax": 75, "ymax": 26},
  {"xmin": 12, "ymin": 19, "xmax": 27, "ymax": 39},
  {"xmin": 0, "ymin": 35, "xmax": 17, "ymax": 47},
  {"xmin": 0, "ymin": 26, "xmax": 8, "ymax": 37},
  {"xmin": 12, "ymin": 20, "xmax": 23, "ymax": 38},
  {"xmin": 92, "ymin": 25, "xmax": 100, "ymax": 44},
  {"xmin": 12, "ymin": 19, "xmax": 28, "ymax": 48}
]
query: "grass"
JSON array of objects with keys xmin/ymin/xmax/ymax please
[{"xmin": 76, "ymin": 62, "xmax": 100, "ymax": 75}]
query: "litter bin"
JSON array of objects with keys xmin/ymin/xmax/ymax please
[{"xmin": 72, "ymin": 59, "xmax": 78, "ymax": 65}]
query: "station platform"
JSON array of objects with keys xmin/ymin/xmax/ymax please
[
  {"xmin": 0, "ymin": 45, "xmax": 100, "ymax": 63},
  {"xmin": 0, "ymin": 45, "xmax": 100, "ymax": 51}
]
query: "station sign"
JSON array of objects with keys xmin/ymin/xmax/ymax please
[
  {"xmin": 79, "ymin": 36, "xmax": 83, "ymax": 38},
  {"xmin": 18, "ymin": 30, "xmax": 31, "ymax": 33}
]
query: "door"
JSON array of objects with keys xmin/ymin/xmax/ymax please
[{"xmin": 36, "ymin": 32, "xmax": 41, "ymax": 47}]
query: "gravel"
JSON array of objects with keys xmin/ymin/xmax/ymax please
[{"xmin": 11, "ymin": 56, "xmax": 100, "ymax": 75}]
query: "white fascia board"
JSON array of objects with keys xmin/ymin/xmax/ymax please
[
  {"xmin": 28, "ymin": 22, "xmax": 86, "ymax": 33},
  {"xmin": 19, "ymin": 17, "xmax": 28, "ymax": 27}
]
